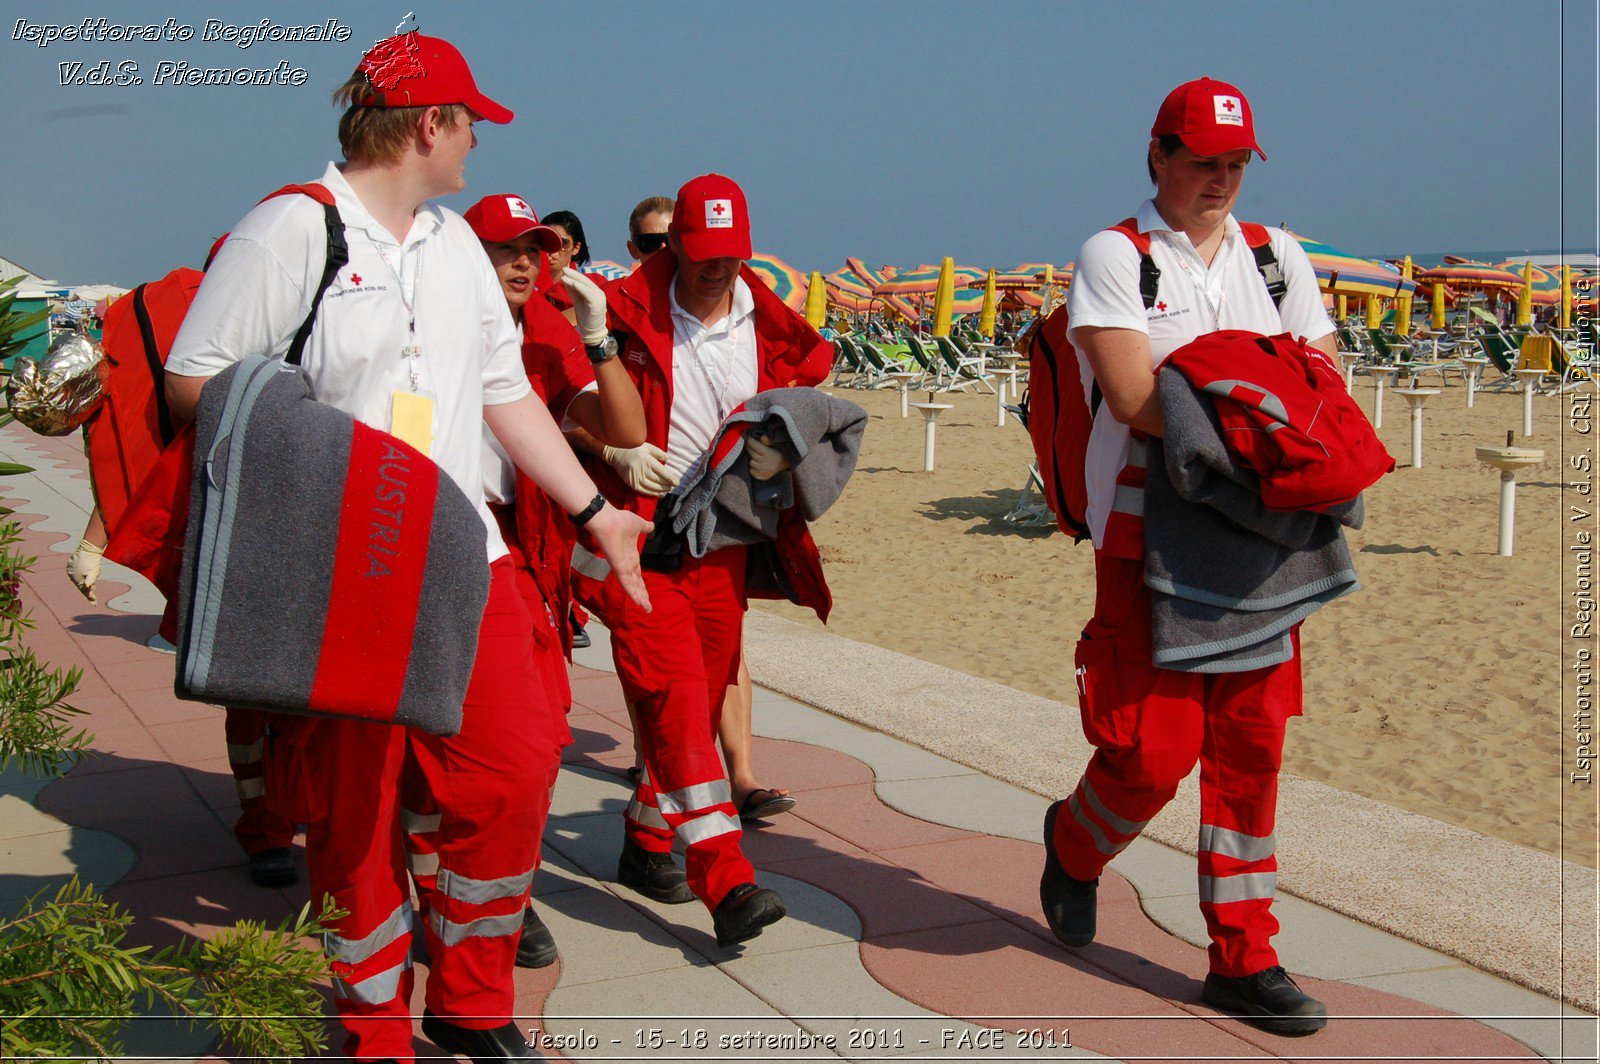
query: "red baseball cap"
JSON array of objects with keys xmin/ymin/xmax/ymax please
[
  {"xmin": 670, "ymin": 173, "xmax": 752, "ymax": 261},
  {"xmin": 1151, "ymin": 77, "xmax": 1266, "ymax": 160},
  {"xmin": 355, "ymin": 32, "xmax": 513, "ymax": 124},
  {"xmin": 463, "ymin": 194, "xmax": 563, "ymax": 250}
]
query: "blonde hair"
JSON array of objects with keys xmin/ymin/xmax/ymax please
[
  {"xmin": 628, "ymin": 195, "xmax": 674, "ymax": 238},
  {"xmin": 332, "ymin": 71, "xmax": 468, "ymax": 164}
]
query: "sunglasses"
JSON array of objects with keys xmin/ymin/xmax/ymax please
[{"xmin": 633, "ymin": 232, "xmax": 670, "ymax": 254}]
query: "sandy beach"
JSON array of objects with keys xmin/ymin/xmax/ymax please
[{"xmin": 753, "ymin": 369, "xmax": 1595, "ymax": 868}]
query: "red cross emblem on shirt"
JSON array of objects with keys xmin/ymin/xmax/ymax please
[
  {"xmin": 1156, "ymin": 300, "xmax": 1167, "ymax": 312},
  {"xmin": 711, "ymin": 203, "xmax": 726, "ymax": 216},
  {"xmin": 1221, "ymin": 99, "xmax": 1236, "ymax": 112},
  {"xmin": 350, "ymin": 273, "xmax": 363, "ymax": 285}
]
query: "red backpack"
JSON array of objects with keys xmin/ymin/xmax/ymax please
[
  {"xmin": 88, "ymin": 184, "xmax": 347, "ymax": 535},
  {"xmin": 1022, "ymin": 218, "xmax": 1287, "ymax": 540}
]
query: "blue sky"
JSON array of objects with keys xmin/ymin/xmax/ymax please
[{"xmin": 2, "ymin": 0, "xmax": 1595, "ymax": 287}]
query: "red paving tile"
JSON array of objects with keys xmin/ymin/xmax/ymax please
[
  {"xmin": 567, "ymin": 673, "xmax": 630, "ymax": 715},
  {"xmin": 764, "ymin": 850, "xmax": 994, "ymax": 939},
  {"xmin": 756, "ymin": 736, "xmax": 876, "ymax": 794},
  {"xmin": 736, "ymin": 801, "xmax": 871, "ymax": 866},
  {"xmin": 793, "ymin": 780, "xmax": 979, "ymax": 852}
]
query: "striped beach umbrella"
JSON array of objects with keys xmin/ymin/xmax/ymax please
[
  {"xmin": 746, "ymin": 252, "xmax": 807, "ymax": 311},
  {"xmin": 1413, "ymin": 261, "xmax": 1523, "ymax": 293},
  {"xmin": 1493, "ymin": 260, "xmax": 1562, "ymax": 305},
  {"xmin": 874, "ymin": 262, "xmax": 988, "ymax": 297},
  {"xmin": 582, "ymin": 259, "xmax": 631, "ymax": 281},
  {"xmin": 844, "ymin": 257, "xmax": 898, "ymax": 290},
  {"xmin": 1288, "ymin": 232, "xmax": 1417, "ymax": 298}
]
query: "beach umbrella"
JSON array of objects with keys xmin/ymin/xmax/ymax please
[
  {"xmin": 804, "ymin": 271, "xmax": 827, "ymax": 328},
  {"xmin": 844, "ymin": 257, "xmax": 898, "ymax": 290},
  {"xmin": 1414, "ymin": 262, "xmax": 1523, "ymax": 294},
  {"xmin": 582, "ymin": 259, "xmax": 631, "ymax": 281},
  {"xmin": 931, "ymin": 258, "xmax": 956, "ymax": 337},
  {"xmin": 1493, "ymin": 260, "xmax": 1562, "ymax": 306},
  {"xmin": 1365, "ymin": 295, "xmax": 1383, "ymax": 331},
  {"xmin": 1289, "ymin": 232, "xmax": 1415, "ymax": 298},
  {"xmin": 1394, "ymin": 256, "xmax": 1415, "ymax": 336},
  {"xmin": 874, "ymin": 262, "xmax": 987, "ymax": 297},
  {"xmin": 1431, "ymin": 278, "xmax": 1447, "ymax": 330},
  {"xmin": 1336, "ymin": 293, "xmax": 1348, "ymax": 320},
  {"xmin": 978, "ymin": 268, "xmax": 998, "ymax": 338},
  {"xmin": 1561, "ymin": 265, "xmax": 1573, "ymax": 330},
  {"xmin": 746, "ymin": 252, "xmax": 807, "ymax": 311},
  {"xmin": 1514, "ymin": 262, "xmax": 1534, "ymax": 326}
]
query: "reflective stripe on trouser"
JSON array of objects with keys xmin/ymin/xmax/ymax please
[
  {"xmin": 605, "ymin": 546, "xmax": 753, "ymax": 911},
  {"xmin": 224, "ymin": 706, "xmax": 295, "ymax": 854},
  {"xmin": 624, "ymin": 769, "xmax": 676, "ymax": 854},
  {"xmin": 287, "ymin": 562, "xmax": 559, "ymax": 1062},
  {"xmin": 1052, "ymin": 553, "xmax": 1299, "ymax": 978}
]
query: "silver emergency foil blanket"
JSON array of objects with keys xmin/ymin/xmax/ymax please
[{"xmin": 6, "ymin": 332, "xmax": 111, "ymax": 436}]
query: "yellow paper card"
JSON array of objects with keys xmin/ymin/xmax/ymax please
[{"xmin": 390, "ymin": 391, "xmax": 434, "ymax": 457}]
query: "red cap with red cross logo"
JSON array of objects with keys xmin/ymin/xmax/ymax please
[
  {"xmin": 670, "ymin": 173, "xmax": 752, "ymax": 261},
  {"xmin": 1151, "ymin": 77, "xmax": 1266, "ymax": 160}
]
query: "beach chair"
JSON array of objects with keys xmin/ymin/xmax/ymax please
[
  {"xmin": 854, "ymin": 337, "xmax": 912, "ymax": 388},
  {"xmin": 830, "ymin": 336, "xmax": 871, "ymax": 388},
  {"xmin": 934, "ymin": 336, "xmax": 997, "ymax": 393},
  {"xmin": 1475, "ymin": 332, "xmax": 1521, "ymax": 391},
  {"xmin": 899, "ymin": 333, "xmax": 947, "ymax": 388}
]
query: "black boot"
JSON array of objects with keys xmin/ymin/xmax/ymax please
[
  {"xmin": 1202, "ymin": 966, "xmax": 1329, "ymax": 1035},
  {"xmin": 617, "ymin": 838, "xmax": 695, "ymax": 904},
  {"xmin": 247, "ymin": 847, "xmax": 298, "ymax": 888},
  {"xmin": 421, "ymin": 1010, "xmax": 535, "ymax": 1062},
  {"xmin": 514, "ymin": 904, "xmax": 558, "ymax": 969},
  {"xmin": 712, "ymin": 883, "xmax": 786, "ymax": 948},
  {"xmin": 1040, "ymin": 800, "xmax": 1097, "ymax": 947}
]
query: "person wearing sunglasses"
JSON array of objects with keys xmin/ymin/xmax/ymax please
[
  {"xmin": 539, "ymin": 209, "xmax": 590, "ymax": 322},
  {"xmin": 627, "ymin": 196, "xmax": 674, "ymax": 262}
]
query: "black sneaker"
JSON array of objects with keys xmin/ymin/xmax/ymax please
[
  {"xmin": 514, "ymin": 904, "xmax": 558, "ymax": 969},
  {"xmin": 569, "ymin": 620, "xmax": 592, "ymax": 649},
  {"xmin": 1202, "ymin": 966, "xmax": 1329, "ymax": 1036},
  {"xmin": 421, "ymin": 1010, "xmax": 535, "ymax": 1062},
  {"xmin": 247, "ymin": 847, "xmax": 298, "ymax": 888},
  {"xmin": 712, "ymin": 883, "xmax": 786, "ymax": 948},
  {"xmin": 617, "ymin": 838, "xmax": 696, "ymax": 904},
  {"xmin": 1040, "ymin": 800, "xmax": 1096, "ymax": 948}
]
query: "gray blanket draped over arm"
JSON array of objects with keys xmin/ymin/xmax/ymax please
[
  {"xmin": 672, "ymin": 387, "xmax": 867, "ymax": 558},
  {"xmin": 1144, "ymin": 367, "xmax": 1363, "ymax": 673}
]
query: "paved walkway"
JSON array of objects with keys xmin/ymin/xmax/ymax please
[{"xmin": 0, "ymin": 422, "xmax": 1594, "ymax": 1063}]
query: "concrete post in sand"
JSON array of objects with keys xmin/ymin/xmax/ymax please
[
  {"xmin": 1476, "ymin": 440, "xmax": 1544, "ymax": 556},
  {"xmin": 910, "ymin": 401, "xmax": 953, "ymax": 472},
  {"xmin": 1398, "ymin": 387, "xmax": 1439, "ymax": 469}
]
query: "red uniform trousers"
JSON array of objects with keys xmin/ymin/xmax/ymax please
[
  {"xmin": 223, "ymin": 706, "xmax": 296, "ymax": 854},
  {"xmin": 605, "ymin": 546, "xmax": 753, "ymax": 911},
  {"xmin": 270, "ymin": 560, "xmax": 558, "ymax": 1062},
  {"xmin": 404, "ymin": 514, "xmax": 572, "ymax": 910},
  {"xmin": 1052, "ymin": 553, "xmax": 1302, "ymax": 978}
]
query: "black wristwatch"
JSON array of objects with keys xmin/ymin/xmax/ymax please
[
  {"xmin": 569, "ymin": 492, "xmax": 607, "ymax": 527},
  {"xmin": 585, "ymin": 335, "xmax": 619, "ymax": 365}
]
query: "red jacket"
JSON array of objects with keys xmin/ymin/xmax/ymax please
[
  {"xmin": 595, "ymin": 250, "xmax": 835, "ymax": 619},
  {"xmin": 1162, "ymin": 330, "xmax": 1393, "ymax": 512}
]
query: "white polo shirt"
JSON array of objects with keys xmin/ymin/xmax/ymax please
[
  {"xmin": 1065, "ymin": 200, "xmax": 1333, "ymax": 548},
  {"xmin": 168, "ymin": 162, "xmax": 531, "ymax": 562},
  {"xmin": 665, "ymin": 276, "xmax": 759, "ymax": 481}
]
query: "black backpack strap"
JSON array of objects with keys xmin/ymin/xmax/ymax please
[
  {"xmin": 129, "ymin": 283, "xmax": 177, "ymax": 447},
  {"xmin": 1137, "ymin": 253, "xmax": 1161, "ymax": 312},
  {"xmin": 284, "ymin": 201, "xmax": 349, "ymax": 367},
  {"xmin": 1251, "ymin": 240, "xmax": 1288, "ymax": 309}
]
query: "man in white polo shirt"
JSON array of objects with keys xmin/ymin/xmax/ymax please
[
  {"xmin": 1040, "ymin": 77, "xmax": 1336, "ymax": 1036},
  {"xmin": 164, "ymin": 32, "xmax": 650, "ymax": 1064}
]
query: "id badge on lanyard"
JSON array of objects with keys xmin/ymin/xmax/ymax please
[{"xmin": 380, "ymin": 245, "xmax": 435, "ymax": 455}]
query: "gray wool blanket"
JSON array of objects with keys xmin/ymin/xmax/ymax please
[
  {"xmin": 671, "ymin": 387, "xmax": 866, "ymax": 558},
  {"xmin": 1145, "ymin": 367, "xmax": 1363, "ymax": 673},
  {"xmin": 177, "ymin": 354, "xmax": 488, "ymax": 735}
]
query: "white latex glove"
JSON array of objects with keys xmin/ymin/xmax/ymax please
[
  {"xmin": 561, "ymin": 266, "xmax": 609, "ymax": 345},
  {"xmin": 67, "ymin": 538, "xmax": 103, "ymax": 603},
  {"xmin": 603, "ymin": 442, "xmax": 680, "ymax": 497},
  {"xmin": 745, "ymin": 434, "xmax": 791, "ymax": 481}
]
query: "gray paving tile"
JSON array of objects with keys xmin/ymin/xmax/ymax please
[
  {"xmin": 1113, "ymin": 836, "xmax": 1203, "ymax": 902},
  {"xmin": 569, "ymin": 620, "xmax": 616, "ymax": 674},
  {"xmin": 541, "ymin": 963, "xmax": 796, "ymax": 1061},
  {"xmin": 544, "ymin": 797, "xmax": 638, "ymax": 882},
  {"xmin": 0, "ymin": 794, "xmax": 68, "ymax": 840},
  {"xmin": 874, "ymin": 774, "xmax": 1050, "ymax": 842},
  {"xmin": 1351, "ymin": 966, "xmax": 1597, "ymax": 1063},
  {"xmin": 533, "ymin": 850, "xmax": 589, "ymax": 897},
  {"xmin": 535, "ymin": 880, "xmax": 709, "ymax": 987},
  {"xmin": 552, "ymin": 764, "xmax": 632, "ymax": 819},
  {"xmin": 751, "ymin": 702, "xmax": 974, "ymax": 783},
  {"xmin": 1137, "ymin": 889, "xmax": 1468, "ymax": 982},
  {"xmin": 0, "ymin": 824, "xmax": 137, "ymax": 912}
]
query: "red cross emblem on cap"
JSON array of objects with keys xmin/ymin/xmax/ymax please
[
  {"xmin": 1221, "ymin": 99, "xmax": 1235, "ymax": 112},
  {"xmin": 1156, "ymin": 300, "xmax": 1167, "ymax": 312},
  {"xmin": 712, "ymin": 203, "xmax": 726, "ymax": 216},
  {"xmin": 351, "ymin": 273, "xmax": 363, "ymax": 286}
]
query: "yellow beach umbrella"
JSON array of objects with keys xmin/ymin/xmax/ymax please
[
  {"xmin": 978, "ymin": 268, "xmax": 998, "ymax": 338},
  {"xmin": 1561, "ymin": 265, "xmax": 1574, "ymax": 330},
  {"xmin": 1037, "ymin": 263, "xmax": 1056, "ymax": 319},
  {"xmin": 804, "ymin": 271, "xmax": 826, "ymax": 328},
  {"xmin": 1337, "ymin": 293, "xmax": 1348, "ymax": 320},
  {"xmin": 932, "ymin": 256, "xmax": 955, "ymax": 337},
  {"xmin": 1431, "ymin": 280, "xmax": 1447, "ymax": 330},
  {"xmin": 1515, "ymin": 262, "xmax": 1534, "ymax": 326},
  {"xmin": 1394, "ymin": 257, "xmax": 1414, "ymax": 336},
  {"xmin": 1365, "ymin": 295, "xmax": 1383, "ymax": 331}
]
